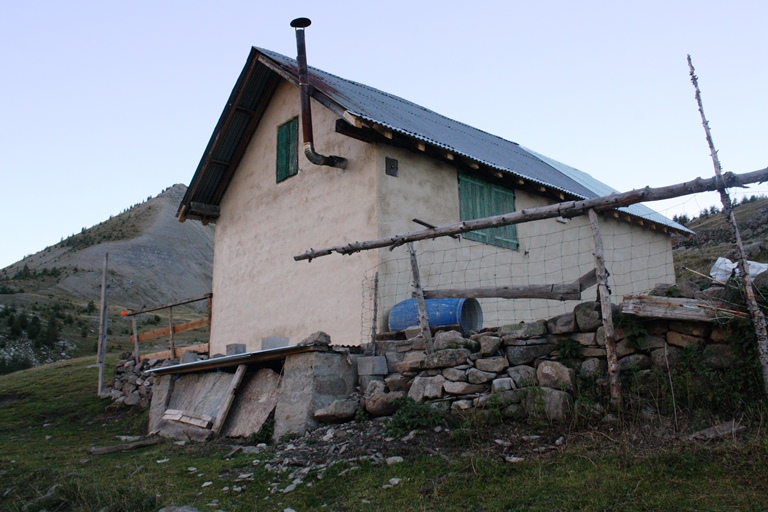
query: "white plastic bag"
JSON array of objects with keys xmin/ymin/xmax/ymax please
[{"xmin": 710, "ymin": 257, "xmax": 768, "ymax": 282}]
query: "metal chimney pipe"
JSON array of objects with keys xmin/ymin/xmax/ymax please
[{"xmin": 290, "ymin": 18, "xmax": 347, "ymax": 169}]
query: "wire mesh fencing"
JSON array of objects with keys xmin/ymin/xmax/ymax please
[{"xmin": 360, "ymin": 211, "xmax": 675, "ymax": 343}]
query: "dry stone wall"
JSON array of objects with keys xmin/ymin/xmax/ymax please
[
  {"xmin": 358, "ymin": 300, "xmax": 735, "ymax": 422},
  {"xmin": 106, "ymin": 352, "xmax": 176, "ymax": 407}
]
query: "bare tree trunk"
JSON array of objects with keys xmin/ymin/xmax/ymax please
[
  {"xmin": 407, "ymin": 243, "xmax": 433, "ymax": 353},
  {"xmin": 588, "ymin": 209, "xmax": 621, "ymax": 408},
  {"xmin": 688, "ymin": 55, "xmax": 768, "ymax": 398}
]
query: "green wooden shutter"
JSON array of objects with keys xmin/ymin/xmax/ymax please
[
  {"xmin": 458, "ymin": 173, "xmax": 518, "ymax": 250},
  {"xmin": 459, "ymin": 174, "xmax": 488, "ymax": 244},
  {"xmin": 276, "ymin": 117, "xmax": 299, "ymax": 182},
  {"xmin": 489, "ymin": 186, "xmax": 519, "ymax": 250}
]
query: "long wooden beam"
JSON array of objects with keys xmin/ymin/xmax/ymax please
[
  {"xmin": 123, "ymin": 294, "xmax": 212, "ymax": 316},
  {"xmin": 139, "ymin": 343, "xmax": 210, "ymax": 362},
  {"xmin": 294, "ymin": 167, "xmax": 768, "ymax": 261},
  {"xmin": 424, "ymin": 283, "xmax": 581, "ymax": 301},
  {"xmin": 130, "ymin": 317, "xmax": 210, "ymax": 343}
]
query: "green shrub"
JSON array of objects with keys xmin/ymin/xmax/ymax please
[{"xmin": 384, "ymin": 396, "xmax": 443, "ymax": 437}]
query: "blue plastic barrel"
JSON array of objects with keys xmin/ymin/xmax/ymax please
[{"xmin": 388, "ymin": 298, "xmax": 483, "ymax": 334}]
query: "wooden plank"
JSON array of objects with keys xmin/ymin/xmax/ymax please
[
  {"xmin": 163, "ymin": 409, "xmax": 215, "ymax": 429},
  {"xmin": 211, "ymin": 365, "xmax": 248, "ymax": 436},
  {"xmin": 223, "ymin": 368, "xmax": 281, "ymax": 438},
  {"xmin": 621, "ymin": 295, "xmax": 718, "ymax": 322},
  {"xmin": 88, "ymin": 438, "xmax": 161, "ymax": 455},
  {"xmin": 131, "ymin": 317, "xmax": 210, "ymax": 343},
  {"xmin": 139, "ymin": 343, "xmax": 209, "ymax": 362},
  {"xmin": 423, "ymin": 283, "xmax": 581, "ymax": 301},
  {"xmin": 162, "ymin": 410, "xmax": 184, "ymax": 422}
]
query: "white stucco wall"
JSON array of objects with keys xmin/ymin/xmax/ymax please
[
  {"xmin": 373, "ymin": 145, "xmax": 676, "ymax": 331},
  {"xmin": 210, "ymin": 80, "xmax": 378, "ymax": 353},
  {"xmin": 208, "ymin": 78, "xmax": 675, "ymax": 352}
]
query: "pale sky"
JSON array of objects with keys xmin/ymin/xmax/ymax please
[{"xmin": 1, "ymin": 1, "xmax": 766, "ymax": 269}]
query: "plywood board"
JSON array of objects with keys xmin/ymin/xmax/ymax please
[
  {"xmin": 152, "ymin": 370, "xmax": 236, "ymax": 442},
  {"xmin": 167, "ymin": 370, "xmax": 236, "ymax": 418},
  {"xmin": 223, "ymin": 368, "xmax": 281, "ymax": 438}
]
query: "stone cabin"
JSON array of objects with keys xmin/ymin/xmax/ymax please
[{"xmin": 177, "ymin": 46, "xmax": 689, "ymax": 354}]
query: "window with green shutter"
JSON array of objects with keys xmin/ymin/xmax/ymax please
[
  {"xmin": 458, "ymin": 173, "xmax": 519, "ymax": 250},
  {"xmin": 276, "ymin": 117, "xmax": 299, "ymax": 183}
]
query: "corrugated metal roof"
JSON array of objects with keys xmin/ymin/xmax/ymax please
[
  {"xmin": 180, "ymin": 47, "xmax": 689, "ymax": 233},
  {"xmin": 255, "ymin": 48, "xmax": 688, "ymax": 233}
]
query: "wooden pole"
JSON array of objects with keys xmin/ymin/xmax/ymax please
[
  {"xmin": 96, "ymin": 253, "xmax": 109, "ymax": 397},
  {"xmin": 211, "ymin": 364, "xmax": 247, "ymax": 435},
  {"xmin": 688, "ymin": 55, "xmax": 768, "ymax": 398},
  {"xmin": 168, "ymin": 307, "xmax": 175, "ymax": 359},
  {"xmin": 295, "ymin": 167, "xmax": 768, "ymax": 261},
  {"xmin": 407, "ymin": 243, "xmax": 433, "ymax": 353},
  {"xmin": 132, "ymin": 317, "xmax": 139, "ymax": 364},
  {"xmin": 588, "ymin": 209, "xmax": 621, "ymax": 408},
  {"xmin": 370, "ymin": 272, "xmax": 379, "ymax": 354},
  {"xmin": 122, "ymin": 293, "xmax": 212, "ymax": 316},
  {"xmin": 424, "ymin": 283, "xmax": 581, "ymax": 301}
]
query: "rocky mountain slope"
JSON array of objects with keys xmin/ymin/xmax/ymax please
[
  {"xmin": 1, "ymin": 184, "xmax": 213, "ymax": 310},
  {"xmin": 0, "ymin": 184, "xmax": 213, "ymax": 372}
]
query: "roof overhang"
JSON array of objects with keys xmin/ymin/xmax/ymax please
[{"xmin": 178, "ymin": 48, "xmax": 690, "ymax": 235}]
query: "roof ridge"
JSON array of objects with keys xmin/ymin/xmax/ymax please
[{"xmin": 256, "ymin": 47, "xmax": 523, "ymax": 150}]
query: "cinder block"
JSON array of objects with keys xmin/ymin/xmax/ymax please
[
  {"xmin": 226, "ymin": 343, "xmax": 246, "ymax": 355},
  {"xmin": 262, "ymin": 336, "xmax": 289, "ymax": 350},
  {"xmin": 357, "ymin": 356, "xmax": 389, "ymax": 376}
]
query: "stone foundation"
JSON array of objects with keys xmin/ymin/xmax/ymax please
[{"xmin": 355, "ymin": 300, "xmax": 736, "ymax": 422}]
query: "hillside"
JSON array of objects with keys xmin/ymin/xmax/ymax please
[
  {"xmin": 0, "ymin": 184, "xmax": 213, "ymax": 372},
  {"xmin": 1, "ymin": 356, "xmax": 766, "ymax": 511},
  {"xmin": 673, "ymin": 197, "xmax": 768, "ymax": 284},
  {"xmin": 1, "ymin": 184, "xmax": 213, "ymax": 308}
]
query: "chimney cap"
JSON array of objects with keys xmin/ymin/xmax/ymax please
[{"xmin": 290, "ymin": 17, "xmax": 311, "ymax": 29}]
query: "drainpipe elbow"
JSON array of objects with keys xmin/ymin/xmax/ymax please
[{"xmin": 304, "ymin": 142, "xmax": 347, "ymax": 169}]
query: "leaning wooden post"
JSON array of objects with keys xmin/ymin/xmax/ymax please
[
  {"xmin": 206, "ymin": 295, "xmax": 213, "ymax": 356},
  {"xmin": 370, "ymin": 271, "xmax": 379, "ymax": 354},
  {"xmin": 211, "ymin": 364, "xmax": 247, "ymax": 436},
  {"xmin": 588, "ymin": 209, "xmax": 622, "ymax": 408},
  {"xmin": 131, "ymin": 316, "xmax": 139, "ymax": 364},
  {"xmin": 407, "ymin": 243, "xmax": 433, "ymax": 353},
  {"xmin": 96, "ymin": 253, "xmax": 109, "ymax": 397},
  {"xmin": 168, "ymin": 306, "xmax": 175, "ymax": 359},
  {"xmin": 688, "ymin": 55, "xmax": 768, "ymax": 397}
]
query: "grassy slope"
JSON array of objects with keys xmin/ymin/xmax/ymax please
[
  {"xmin": 2, "ymin": 358, "xmax": 768, "ymax": 511},
  {"xmin": 674, "ymin": 198, "xmax": 768, "ymax": 283}
]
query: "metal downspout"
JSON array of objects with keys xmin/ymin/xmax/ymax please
[{"xmin": 291, "ymin": 17, "xmax": 347, "ymax": 169}]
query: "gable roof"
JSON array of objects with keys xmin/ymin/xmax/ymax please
[{"xmin": 179, "ymin": 47, "xmax": 689, "ymax": 233}]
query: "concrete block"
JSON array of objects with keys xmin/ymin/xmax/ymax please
[
  {"xmin": 226, "ymin": 343, "xmax": 246, "ymax": 355},
  {"xmin": 262, "ymin": 336, "xmax": 289, "ymax": 350},
  {"xmin": 273, "ymin": 352, "xmax": 357, "ymax": 441},
  {"xmin": 357, "ymin": 356, "xmax": 388, "ymax": 376}
]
